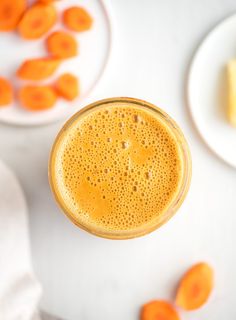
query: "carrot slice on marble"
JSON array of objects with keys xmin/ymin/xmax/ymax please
[
  {"xmin": 175, "ymin": 262, "xmax": 214, "ymax": 310},
  {"xmin": 141, "ymin": 300, "xmax": 180, "ymax": 320}
]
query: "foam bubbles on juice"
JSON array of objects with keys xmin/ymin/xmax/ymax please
[{"xmin": 53, "ymin": 103, "xmax": 183, "ymax": 232}]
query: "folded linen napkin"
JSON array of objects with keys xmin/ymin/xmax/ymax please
[{"xmin": 0, "ymin": 159, "xmax": 42, "ymax": 320}]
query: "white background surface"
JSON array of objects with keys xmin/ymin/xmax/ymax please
[{"xmin": 0, "ymin": 0, "xmax": 236, "ymax": 319}]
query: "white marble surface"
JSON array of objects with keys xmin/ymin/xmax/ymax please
[{"xmin": 0, "ymin": 0, "xmax": 236, "ymax": 319}]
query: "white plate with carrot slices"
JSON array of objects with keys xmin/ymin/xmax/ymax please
[{"xmin": 0, "ymin": 0, "xmax": 112, "ymax": 126}]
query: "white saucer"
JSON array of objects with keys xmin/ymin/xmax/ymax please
[
  {"xmin": 188, "ymin": 14, "xmax": 236, "ymax": 168},
  {"xmin": 0, "ymin": 0, "xmax": 112, "ymax": 126}
]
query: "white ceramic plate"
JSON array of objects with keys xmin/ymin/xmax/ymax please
[
  {"xmin": 188, "ymin": 14, "xmax": 236, "ymax": 168},
  {"xmin": 0, "ymin": 0, "xmax": 112, "ymax": 126}
]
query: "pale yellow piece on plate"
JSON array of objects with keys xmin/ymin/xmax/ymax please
[{"xmin": 227, "ymin": 60, "xmax": 236, "ymax": 126}]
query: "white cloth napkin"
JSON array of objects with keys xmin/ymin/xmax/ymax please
[{"xmin": 0, "ymin": 159, "xmax": 42, "ymax": 320}]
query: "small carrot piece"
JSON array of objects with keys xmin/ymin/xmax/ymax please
[
  {"xmin": 18, "ymin": 3, "xmax": 57, "ymax": 39},
  {"xmin": 46, "ymin": 31, "xmax": 78, "ymax": 58},
  {"xmin": 141, "ymin": 300, "xmax": 180, "ymax": 320},
  {"xmin": 55, "ymin": 73, "xmax": 79, "ymax": 101},
  {"xmin": 0, "ymin": 0, "xmax": 26, "ymax": 31},
  {"xmin": 17, "ymin": 58, "xmax": 61, "ymax": 81},
  {"xmin": 0, "ymin": 77, "xmax": 13, "ymax": 106},
  {"xmin": 19, "ymin": 85, "xmax": 57, "ymax": 111},
  {"xmin": 175, "ymin": 262, "xmax": 214, "ymax": 310},
  {"xmin": 63, "ymin": 6, "xmax": 93, "ymax": 32}
]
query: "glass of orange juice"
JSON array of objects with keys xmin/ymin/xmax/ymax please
[{"xmin": 49, "ymin": 97, "xmax": 191, "ymax": 239}]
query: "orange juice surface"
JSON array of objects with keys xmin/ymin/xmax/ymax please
[{"xmin": 50, "ymin": 100, "xmax": 184, "ymax": 235}]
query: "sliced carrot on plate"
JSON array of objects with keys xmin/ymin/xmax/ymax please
[
  {"xmin": 55, "ymin": 73, "xmax": 79, "ymax": 101},
  {"xmin": 63, "ymin": 6, "xmax": 93, "ymax": 32},
  {"xmin": 46, "ymin": 31, "xmax": 78, "ymax": 58},
  {"xmin": 0, "ymin": 77, "xmax": 13, "ymax": 106},
  {"xmin": 175, "ymin": 262, "xmax": 214, "ymax": 310},
  {"xmin": 141, "ymin": 300, "xmax": 180, "ymax": 320},
  {"xmin": 18, "ymin": 3, "xmax": 57, "ymax": 39},
  {"xmin": 19, "ymin": 85, "xmax": 57, "ymax": 111},
  {"xmin": 17, "ymin": 58, "xmax": 61, "ymax": 81},
  {"xmin": 0, "ymin": 0, "xmax": 26, "ymax": 31}
]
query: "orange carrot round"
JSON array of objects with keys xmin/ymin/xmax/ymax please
[
  {"xmin": 46, "ymin": 31, "xmax": 78, "ymax": 58},
  {"xmin": 0, "ymin": 0, "xmax": 26, "ymax": 31},
  {"xmin": 0, "ymin": 77, "xmax": 13, "ymax": 106},
  {"xmin": 141, "ymin": 300, "xmax": 180, "ymax": 320},
  {"xmin": 19, "ymin": 85, "xmax": 57, "ymax": 111},
  {"xmin": 18, "ymin": 3, "xmax": 57, "ymax": 39},
  {"xmin": 63, "ymin": 6, "xmax": 93, "ymax": 32},
  {"xmin": 175, "ymin": 262, "xmax": 214, "ymax": 310},
  {"xmin": 55, "ymin": 73, "xmax": 79, "ymax": 101},
  {"xmin": 17, "ymin": 58, "xmax": 61, "ymax": 81}
]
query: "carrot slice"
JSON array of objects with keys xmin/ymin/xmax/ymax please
[
  {"xmin": 19, "ymin": 85, "xmax": 57, "ymax": 111},
  {"xmin": 141, "ymin": 300, "xmax": 180, "ymax": 320},
  {"xmin": 175, "ymin": 262, "xmax": 214, "ymax": 310},
  {"xmin": 0, "ymin": 77, "xmax": 13, "ymax": 106},
  {"xmin": 55, "ymin": 73, "xmax": 79, "ymax": 101},
  {"xmin": 46, "ymin": 31, "xmax": 78, "ymax": 58},
  {"xmin": 0, "ymin": 0, "xmax": 26, "ymax": 31},
  {"xmin": 63, "ymin": 7, "xmax": 93, "ymax": 32},
  {"xmin": 18, "ymin": 3, "xmax": 57, "ymax": 39},
  {"xmin": 17, "ymin": 58, "xmax": 61, "ymax": 81}
]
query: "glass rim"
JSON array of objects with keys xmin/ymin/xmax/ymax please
[{"xmin": 49, "ymin": 97, "xmax": 192, "ymax": 240}]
